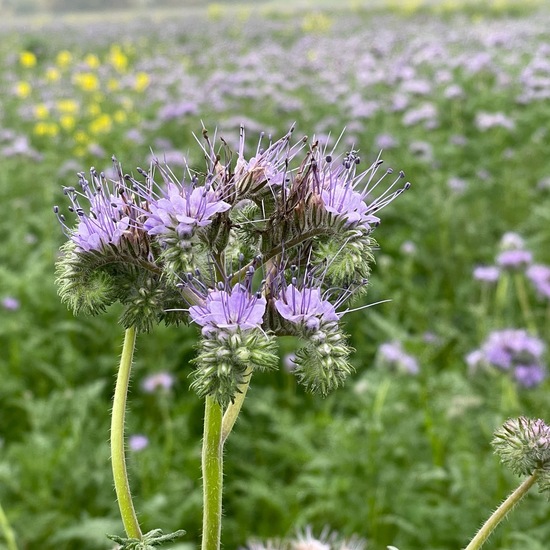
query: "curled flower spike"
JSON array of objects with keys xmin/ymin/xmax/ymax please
[{"xmin": 55, "ymin": 161, "xmax": 142, "ymax": 253}]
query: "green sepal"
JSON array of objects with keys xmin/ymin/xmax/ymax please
[
  {"xmin": 107, "ymin": 528, "xmax": 186, "ymax": 549},
  {"xmin": 191, "ymin": 328, "xmax": 278, "ymax": 408}
]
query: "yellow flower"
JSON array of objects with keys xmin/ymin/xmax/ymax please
[
  {"xmin": 89, "ymin": 113, "xmax": 112, "ymax": 135},
  {"xmin": 107, "ymin": 78, "xmax": 120, "ymax": 91},
  {"xmin": 45, "ymin": 67, "xmax": 61, "ymax": 82},
  {"xmin": 33, "ymin": 121, "xmax": 59, "ymax": 137},
  {"xmin": 120, "ymin": 97, "xmax": 134, "ymax": 111},
  {"xmin": 134, "ymin": 72, "xmax": 150, "ymax": 92},
  {"xmin": 15, "ymin": 81, "xmax": 31, "ymax": 98},
  {"xmin": 73, "ymin": 72, "xmax": 100, "ymax": 92},
  {"xmin": 56, "ymin": 50, "xmax": 72, "ymax": 69},
  {"xmin": 108, "ymin": 45, "xmax": 128, "ymax": 73},
  {"xmin": 73, "ymin": 146, "xmax": 86, "ymax": 157},
  {"xmin": 87, "ymin": 103, "xmax": 101, "ymax": 117},
  {"xmin": 113, "ymin": 110, "xmax": 127, "ymax": 124},
  {"xmin": 60, "ymin": 115, "xmax": 76, "ymax": 131},
  {"xmin": 33, "ymin": 103, "xmax": 49, "ymax": 119},
  {"xmin": 20, "ymin": 51, "xmax": 37, "ymax": 68},
  {"xmin": 84, "ymin": 53, "xmax": 101, "ymax": 69},
  {"xmin": 301, "ymin": 12, "xmax": 332, "ymax": 34},
  {"xmin": 57, "ymin": 99, "xmax": 79, "ymax": 115},
  {"xmin": 207, "ymin": 3, "xmax": 224, "ymax": 20},
  {"xmin": 74, "ymin": 130, "xmax": 89, "ymax": 144}
]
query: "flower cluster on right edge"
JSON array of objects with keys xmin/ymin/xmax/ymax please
[
  {"xmin": 55, "ymin": 126, "xmax": 409, "ymax": 407},
  {"xmin": 493, "ymin": 417, "xmax": 550, "ymax": 494}
]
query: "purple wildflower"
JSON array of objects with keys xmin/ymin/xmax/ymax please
[
  {"xmin": 467, "ymin": 329, "xmax": 546, "ymax": 388},
  {"xmin": 527, "ymin": 264, "xmax": 550, "ymax": 298},
  {"xmin": 56, "ymin": 166, "xmax": 138, "ymax": 253},
  {"xmin": 496, "ymin": 249, "xmax": 533, "ymax": 269},
  {"xmin": 2, "ymin": 296, "xmax": 20, "ymax": 311},
  {"xmin": 144, "ymin": 181, "xmax": 230, "ymax": 239},
  {"xmin": 128, "ymin": 434, "xmax": 149, "ymax": 452},
  {"xmin": 142, "ymin": 371, "xmax": 175, "ymax": 393},
  {"xmin": 189, "ymin": 283, "xmax": 266, "ymax": 335},
  {"xmin": 473, "ymin": 265, "xmax": 500, "ymax": 283},
  {"xmin": 378, "ymin": 341, "xmax": 419, "ymax": 375},
  {"xmin": 313, "ymin": 151, "xmax": 408, "ymax": 231},
  {"xmin": 274, "ymin": 284, "xmax": 338, "ymax": 332},
  {"xmin": 514, "ymin": 364, "xmax": 546, "ymax": 388}
]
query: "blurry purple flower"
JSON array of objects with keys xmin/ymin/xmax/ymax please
[
  {"xmin": 158, "ymin": 101, "xmax": 199, "ymax": 121},
  {"xmin": 402, "ymin": 103, "xmax": 437, "ymax": 127},
  {"xmin": 409, "ymin": 140, "xmax": 433, "ymax": 162},
  {"xmin": 189, "ymin": 283, "xmax": 266, "ymax": 335},
  {"xmin": 475, "ymin": 112, "xmax": 515, "ymax": 131},
  {"xmin": 450, "ymin": 134, "xmax": 468, "ymax": 147},
  {"xmin": 375, "ymin": 133, "xmax": 398, "ymax": 150},
  {"xmin": 514, "ymin": 364, "xmax": 546, "ymax": 388},
  {"xmin": 275, "ymin": 284, "xmax": 338, "ymax": 332},
  {"xmin": 2, "ymin": 296, "xmax": 20, "ymax": 311},
  {"xmin": 500, "ymin": 232, "xmax": 525, "ymax": 250},
  {"xmin": 473, "ymin": 265, "xmax": 500, "ymax": 283},
  {"xmin": 526, "ymin": 264, "xmax": 550, "ymax": 298},
  {"xmin": 128, "ymin": 434, "xmax": 149, "ymax": 452},
  {"xmin": 468, "ymin": 329, "xmax": 546, "ymax": 387},
  {"xmin": 142, "ymin": 371, "xmax": 175, "ymax": 393},
  {"xmin": 444, "ymin": 84, "xmax": 464, "ymax": 99},
  {"xmin": 497, "ymin": 249, "xmax": 533, "ymax": 269},
  {"xmin": 447, "ymin": 177, "xmax": 467, "ymax": 194},
  {"xmin": 378, "ymin": 341, "xmax": 419, "ymax": 375},
  {"xmin": 401, "ymin": 240, "xmax": 416, "ymax": 255}
]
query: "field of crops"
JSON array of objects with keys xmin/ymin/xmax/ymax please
[{"xmin": 2, "ymin": 2, "xmax": 550, "ymax": 549}]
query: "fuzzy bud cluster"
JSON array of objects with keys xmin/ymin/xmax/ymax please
[
  {"xmin": 492, "ymin": 416, "xmax": 550, "ymax": 495},
  {"xmin": 55, "ymin": 126, "xmax": 408, "ymax": 405}
]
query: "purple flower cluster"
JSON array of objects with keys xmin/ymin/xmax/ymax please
[
  {"xmin": 467, "ymin": 329, "xmax": 546, "ymax": 388},
  {"xmin": 377, "ymin": 341, "xmax": 419, "ymax": 375}
]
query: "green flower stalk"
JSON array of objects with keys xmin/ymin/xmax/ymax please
[
  {"xmin": 464, "ymin": 417, "xmax": 550, "ymax": 550},
  {"xmin": 111, "ymin": 326, "xmax": 142, "ymax": 540}
]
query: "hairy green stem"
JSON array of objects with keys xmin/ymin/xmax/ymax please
[
  {"xmin": 202, "ymin": 396, "xmax": 224, "ymax": 550},
  {"xmin": 111, "ymin": 326, "xmax": 142, "ymax": 540},
  {"xmin": 0, "ymin": 499, "xmax": 18, "ymax": 550},
  {"xmin": 221, "ymin": 367, "xmax": 253, "ymax": 446},
  {"xmin": 463, "ymin": 471, "xmax": 539, "ymax": 550}
]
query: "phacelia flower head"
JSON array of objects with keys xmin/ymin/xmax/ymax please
[
  {"xmin": 473, "ymin": 265, "xmax": 500, "ymax": 283},
  {"xmin": 55, "ymin": 165, "xmax": 140, "ymax": 253},
  {"xmin": 189, "ymin": 282, "xmax": 267, "ymax": 336},
  {"xmin": 311, "ymin": 150, "xmax": 409, "ymax": 232},
  {"xmin": 144, "ymin": 179, "xmax": 231, "ymax": 240},
  {"xmin": 527, "ymin": 264, "xmax": 550, "ymax": 299},
  {"xmin": 467, "ymin": 329, "xmax": 546, "ymax": 388},
  {"xmin": 274, "ymin": 284, "xmax": 338, "ymax": 333}
]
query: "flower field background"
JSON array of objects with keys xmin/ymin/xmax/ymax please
[{"xmin": 2, "ymin": 1, "xmax": 550, "ymax": 549}]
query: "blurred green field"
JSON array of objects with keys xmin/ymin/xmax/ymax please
[{"xmin": 2, "ymin": 1, "xmax": 550, "ymax": 549}]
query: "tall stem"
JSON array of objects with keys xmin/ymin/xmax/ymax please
[
  {"xmin": 0, "ymin": 499, "xmax": 18, "ymax": 550},
  {"xmin": 201, "ymin": 396, "xmax": 224, "ymax": 550},
  {"xmin": 463, "ymin": 471, "xmax": 539, "ymax": 550},
  {"xmin": 111, "ymin": 326, "xmax": 142, "ymax": 540},
  {"xmin": 221, "ymin": 367, "xmax": 253, "ymax": 446}
]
